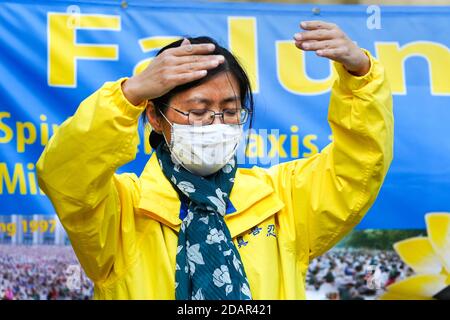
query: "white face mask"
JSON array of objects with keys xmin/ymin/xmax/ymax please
[{"xmin": 160, "ymin": 115, "xmax": 243, "ymax": 176}]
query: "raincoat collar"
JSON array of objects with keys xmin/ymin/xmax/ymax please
[{"xmin": 136, "ymin": 152, "xmax": 284, "ymax": 238}]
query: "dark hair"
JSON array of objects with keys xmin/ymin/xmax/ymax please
[{"xmin": 142, "ymin": 36, "xmax": 254, "ymax": 149}]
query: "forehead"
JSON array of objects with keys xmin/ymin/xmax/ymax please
[{"xmin": 171, "ymin": 72, "xmax": 240, "ymax": 105}]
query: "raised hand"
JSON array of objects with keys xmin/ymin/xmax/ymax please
[
  {"xmin": 122, "ymin": 38, "xmax": 225, "ymax": 105},
  {"xmin": 294, "ymin": 21, "xmax": 370, "ymax": 76}
]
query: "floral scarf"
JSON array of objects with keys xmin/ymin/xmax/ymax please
[{"xmin": 155, "ymin": 143, "xmax": 252, "ymax": 300}]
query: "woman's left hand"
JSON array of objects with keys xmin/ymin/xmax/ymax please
[{"xmin": 294, "ymin": 20, "xmax": 370, "ymax": 76}]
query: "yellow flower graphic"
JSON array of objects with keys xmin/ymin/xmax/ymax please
[{"xmin": 380, "ymin": 212, "xmax": 450, "ymax": 300}]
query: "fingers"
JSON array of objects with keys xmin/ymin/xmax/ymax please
[
  {"xmin": 159, "ymin": 53, "xmax": 224, "ymax": 75},
  {"xmin": 174, "ymin": 54, "xmax": 224, "ymax": 66},
  {"xmin": 180, "ymin": 38, "xmax": 191, "ymax": 47},
  {"xmin": 294, "ymin": 29, "xmax": 337, "ymax": 42},
  {"xmin": 295, "ymin": 39, "xmax": 338, "ymax": 51},
  {"xmin": 299, "ymin": 20, "xmax": 337, "ymax": 31},
  {"xmin": 169, "ymin": 42, "xmax": 216, "ymax": 57},
  {"xmin": 160, "ymin": 53, "xmax": 225, "ymax": 88},
  {"xmin": 293, "ymin": 21, "xmax": 347, "ymax": 58},
  {"xmin": 315, "ymin": 47, "xmax": 347, "ymax": 59},
  {"xmin": 180, "ymin": 38, "xmax": 193, "ymax": 53},
  {"xmin": 151, "ymin": 41, "xmax": 225, "ymax": 93},
  {"xmin": 172, "ymin": 56, "xmax": 225, "ymax": 74},
  {"xmin": 292, "ymin": 21, "xmax": 363, "ymax": 71}
]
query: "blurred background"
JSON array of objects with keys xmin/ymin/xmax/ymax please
[{"xmin": 0, "ymin": 226, "xmax": 427, "ymax": 300}]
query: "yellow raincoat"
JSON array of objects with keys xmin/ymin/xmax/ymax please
[{"xmin": 36, "ymin": 51, "xmax": 393, "ymax": 299}]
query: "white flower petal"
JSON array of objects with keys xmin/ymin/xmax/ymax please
[
  {"xmin": 241, "ymin": 283, "xmax": 251, "ymax": 298},
  {"xmin": 233, "ymin": 254, "xmax": 243, "ymax": 275},
  {"xmin": 207, "ymin": 196, "xmax": 226, "ymax": 215},
  {"xmin": 192, "ymin": 288, "xmax": 204, "ymax": 300},
  {"xmin": 177, "ymin": 181, "xmax": 196, "ymax": 194},
  {"xmin": 206, "ymin": 228, "xmax": 226, "ymax": 244},
  {"xmin": 188, "ymin": 260, "xmax": 196, "ymax": 275},
  {"xmin": 213, "ymin": 269, "xmax": 224, "ymax": 287},
  {"xmin": 221, "ymin": 265, "xmax": 232, "ymax": 284},
  {"xmin": 225, "ymin": 284, "xmax": 233, "ymax": 296},
  {"xmin": 213, "ymin": 265, "xmax": 230, "ymax": 288},
  {"xmin": 222, "ymin": 164, "xmax": 233, "ymax": 174},
  {"xmin": 187, "ymin": 244, "xmax": 205, "ymax": 265},
  {"xmin": 199, "ymin": 215, "xmax": 209, "ymax": 225},
  {"xmin": 184, "ymin": 210, "xmax": 194, "ymax": 228}
]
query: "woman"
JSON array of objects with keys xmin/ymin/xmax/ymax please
[{"xmin": 37, "ymin": 20, "xmax": 393, "ymax": 300}]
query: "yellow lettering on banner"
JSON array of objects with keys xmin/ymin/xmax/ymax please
[
  {"xmin": 0, "ymin": 112, "xmax": 60, "ymax": 152},
  {"xmin": 49, "ymin": 219, "xmax": 57, "ymax": 232},
  {"xmin": 16, "ymin": 122, "xmax": 36, "ymax": 153},
  {"xmin": 27, "ymin": 163, "xmax": 38, "ymax": 195},
  {"xmin": 48, "ymin": 13, "xmax": 120, "ymax": 87},
  {"xmin": 133, "ymin": 36, "xmax": 181, "ymax": 75},
  {"xmin": 276, "ymin": 41, "xmax": 337, "ymax": 95},
  {"xmin": 376, "ymin": 41, "xmax": 450, "ymax": 95},
  {"xmin": 228, "ymin": 17, "xmax": 259, "ymax": 93},
  {"xmin": 40, "ymin": 114, "xmax": 50, "ymax": 146},
  {"xmin": 303, "ymin": 134, "xmax": 318, "ymax": 158},
  {"xmin": 0, "ymin": 112, "xmax": 13, "ymax": 143},
  {"xmin": 243, "ymin": 130, "xmax": 323, "ymax": 161},
  {"xmin": 0, "ymin": 163, "xmax": 26, "ymax": 195},
  {"xmin": 245, "ymin": 133, "xmax": 265, "ymax": 158},
  {"xmin": 0, "ymin": 221, "xmax": 16, "ymax": 237},
  {"xmin": 290, "ymin": 125, "xmax": 299, "ymax": 158},
  {"xmin": 268, "ymin": 134, "xmax": 287, "ymax": 158}
]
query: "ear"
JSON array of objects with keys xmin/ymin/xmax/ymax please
[{"xmin": 146, "ymin": 101, "xmax": 163, "ymax": 133}]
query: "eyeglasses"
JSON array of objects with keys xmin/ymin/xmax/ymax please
[{"xmin": 166, "ymin": 106, "xmax": 250, "ymax": 126}]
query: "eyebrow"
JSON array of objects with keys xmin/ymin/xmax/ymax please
[{"xmin": 185, "ymin": 96, "xmax": 241, "ymax": 105}]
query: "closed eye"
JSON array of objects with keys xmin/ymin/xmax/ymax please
[
  {"xmin": 223, "ymin": 109, "xmax": 238, "ymax": 116},
  {"xmin": 189, "ymin": 109, "xmax": 209, "ymax": 116}
]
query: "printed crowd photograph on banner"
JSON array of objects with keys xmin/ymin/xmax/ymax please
[{"xmin": 0, "ymin": 0, "xmax": 449, "ymax": 303}]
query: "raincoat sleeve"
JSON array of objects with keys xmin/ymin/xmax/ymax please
[
  {"xmin": 264, "ymin": 51, "xmax": 394, "ymax": 260},
  {"xmin": 36, "ymin": 78, "xmax": 146, "ymax": 282}
]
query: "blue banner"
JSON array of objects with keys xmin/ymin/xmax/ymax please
[{"xmin": 1, "ymin": 0, "xmax": 449, "ymax": 229}]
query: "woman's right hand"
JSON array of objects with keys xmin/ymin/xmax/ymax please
[{"xmin": 122, "ymin": 38, "xmax": 225, "ymax": 105}]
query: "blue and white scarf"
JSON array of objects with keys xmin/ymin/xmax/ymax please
[{"xmin": 156, "ymin": 143, "xmax": 252, "ymax": 300}]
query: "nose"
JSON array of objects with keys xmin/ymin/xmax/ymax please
[{"xmin": 210, "ymin": 112, "xmax": 225, "ymax": 125}]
